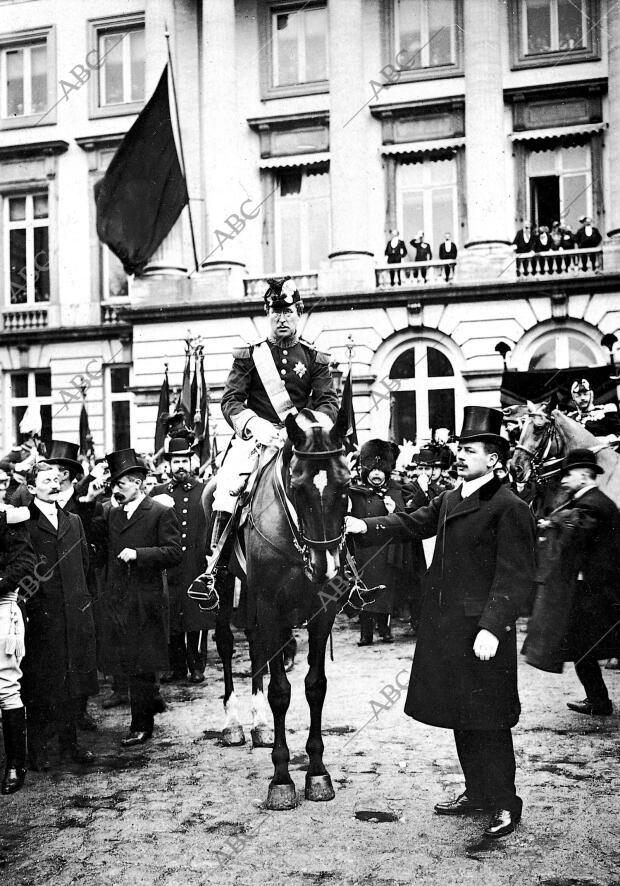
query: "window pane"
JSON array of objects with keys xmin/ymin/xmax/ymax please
[
  {"xmin": 390, "ymin": 391, "xmax": 417, "ymax": 444},
  {"xmin": 110, "ymin": 367, "xmax": 129, "ymax": 393},
  {"xmin": 528, "ymin": 341, "xmax": 555, "ymax": 371},
  {"xmin": 30, "ymin": 44, "xmax": 47, "ymax": 113},
  {"xmin": 279, "ymin": 200, "xmax": 302, "ymax": 272},
  {"xmin": 11, "ymin": 374, "xmax": 28, "ymax": 399},
  {"xmin": 33, "ymin": 193, "xmax": 48, "ymax": 218},
  {"xmin": 40, "ymin": 404, "xmax": 52, "ymax": 454},
  {"xmin": 428, "ymin": 0, "xmax": 454, "ymax": 66},
  {"xmin": 398, "ymin": 0, "xmax": 422, "ymax": 68},
  {"xmin": 431, "ymin": 188, "xmax": 455, "ymax": 257},
  {"xmin": 561, "ymin": 173, "xmax": 588, "ymax": 232},
  {"xmin": 568, "ymin": 336, "xmax": 596, "ymax": 367},
  {"xmin": 6, "ymin": 49, "xmax": 24, "ymax": 116},
  {"xmin": 525, "ymin": 0, "xmax": 552, "ymax": 53},
  {"xmin": 402, "ymin": 189, "xmax": 424, "ymax": 247},
  {"xmin": 307, "ymin": 197, "xmax": 329, "ymax": 269},
  {"xmin": 130, "ymin": 29, "xmax": 145, "ymax": 101},
  {"xmin": 275, "ymin": 13, "xmax": 298, "ymax": 86},
  {"xmin": 101, "ymin": 33, "xmax": 124, "ymax": 104},
  {"xmin": 304, "ymin": 8, "xmax": 327, "ymax": 81},
  {"xmin": 529, "ymin": 149, "xmax": 556, "ymax": 177},
  {"xmin": 390, "ymin": 348, "xmax": 416, "ymax": 379},
  {"xmin": 9, "ymin": 229, "xmax": 27, "ymax": 304},
  {"xmin": 9, "ymin": 196, "xmax": 26, "ymax": 221},
  {"xmin": 112, "ymin": 401, "xmax": 131, "ymax": 450},
  {"xmin": 558, "ymin": 0, "xmax": 585, "ymax": 50},
  {"xmin": 33, "ymin": 226, "xmax": 50, "ymax": 302},
  {"xmin": 430, "ymin": 158, "xmax": 456, "ymax": 186},
  {"xmin": 35, "ymin": 371, "xmax": 51, "ymax": 397},
  {"xmin": 428, "ymin": 388, "xmax": 455, "ymax": 434},
  {"xmin": 427, "ymin": 347, "xmax": 454, "ymax": 378},
  {"xmin": 561, "ymin": 144, "xmax": 588, "ymax": 171}
]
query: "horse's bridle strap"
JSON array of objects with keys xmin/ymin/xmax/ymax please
[{"xmin": 292, "ymin": 447, "xmax": 344, "ymax": 460}]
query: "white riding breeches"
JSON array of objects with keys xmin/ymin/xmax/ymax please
[
  {"xmin": 0, "ymin": 601, "xmax": 25, "ymax": 710},
  {"xmin": 212, "ymin": 436, "xmax": 260, "ymax": 513}
]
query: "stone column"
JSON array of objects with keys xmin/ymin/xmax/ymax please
[
  {"xmin": 604, "ymin": 0, "xmax": 620, "ymax": 271},
  {"xmin": 198, "ymin": 0, "xmax": 246, "ymax": 298},
  {"xmin": 320, "ymin": 0, "xmax": 375, "ymax": 293},
  {"xmin": 459, "ymin": 0, "xmax": 514, "ymax": 281}
]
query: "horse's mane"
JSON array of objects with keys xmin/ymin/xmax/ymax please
[{"xmin": 552, "ymin": 410, "xmax": 599, "ymax": 448}]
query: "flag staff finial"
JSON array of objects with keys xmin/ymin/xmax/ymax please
[{"xmin": 164, "ymin": 24, "xmax": 199, "ymax": 274}]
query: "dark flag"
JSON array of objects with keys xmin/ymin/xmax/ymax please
[
  {"xmin": 154, "ymin": 366, "xmax": 170, "ymax": 454},
  {"xmin": 179, "ymin": 348, "xmax": 193, "ymax": 428},
  {"xmin": 341, "ymin": 370, "xmax": 358, "ymax": 453},
  {"xmin": 95, "ymin": 65, "xmax": 188, "ymax": 276},
  {"xmin": 192, "ymin": 352, "xmax": 210, "ymax": 465},
  {"xmin": 210, "ymin": 434, "xmax": 219, "ymax": 475},
  {"xmin": 79, "ymin": 403, "xmax": 94, "ymax": 461}
]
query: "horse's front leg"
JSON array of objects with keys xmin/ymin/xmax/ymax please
[
  {"xmin": 214, "ymin": 591, "xmax": 245, "ymax": 746},
  {"xmin": 265, "ymin": 625, "xmax": 296, "ymax": 810},
  {"xmin": 305, "ymin": 614, "xmax": 335, "ymax": 801},
  {"xmin": 247, "ymin": 626, "xmax": 273, "ymax": 748}
]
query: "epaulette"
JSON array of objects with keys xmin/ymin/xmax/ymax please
[
  {"xmin": 232, "ymin": 345, "xmax": 252, "ymax": 359},
  {"xmin": 300, "ymin": 340, "xmax": 331, "ymax": 364},
  {"xmin": 602, "ymin": 403, "xmax": 618, "ymax": 414}
]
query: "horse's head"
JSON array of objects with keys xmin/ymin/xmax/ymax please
[
  {"xmin": 511, "ymin": 400, "xmax": 559, "ymax": 482},
  {"xmin": 286, "ymin": 408, "xmax": 350, "ymax": 584}
]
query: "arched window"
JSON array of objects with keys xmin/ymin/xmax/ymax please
[
  {"xmin": 389, "ymin": 344, "xmax": 456, "ymax": 443},
  {"xmin": 528, "ymin": 332, "xmax": 599, "ymax": 370}
]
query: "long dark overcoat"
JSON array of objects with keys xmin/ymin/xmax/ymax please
[
  {"xmin": 151, "ymin": 477, "xmax": 210, "ymax": 633},
  {"xmin": 21, "ymin": 504, "xmax": 99, "ymax": 702},
  {"xmin": 363, "ymin": 477, "xmax": 536, "ymax": 730},
  {"xmin": 93, "ymin": 496, "xmax": 182, "ymax": 675},
  {"xmin": 524, "ymin": 486, "xmax": 620, "ymax": 671}
]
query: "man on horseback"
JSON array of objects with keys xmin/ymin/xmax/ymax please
[
  {"xmin": 567, "ymin": 379, "xmax": 620, "ymax": 443},
  {"xmin": 213, "ymin": 276, "xmax": 339, "ymax": 558}
]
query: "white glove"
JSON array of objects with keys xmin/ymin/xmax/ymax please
[
  {"xmin": 345, "ymin": 516, "xmax": 367, "ymax": 535},
  {"xmin": 1, "ymin": 505, "xmax": 30, "ymax": 524},
  {"xmin": 247, "ymin": 417, "xmax": 280, "ymax": 447},
  {"xmin": 417, "ymin": 472, "xmax": 429, "ymax": 492}
]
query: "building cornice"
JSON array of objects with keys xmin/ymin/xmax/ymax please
[
  {"xmin": 503, "ymin": 77, "xmax": 607, "ymax": 102},
  {"xmin": 0, "ymin": 139, "xmax": 69, "ymax": 161},
  {"xmin": 0, "ymin": 322, "xmax": 130, "ymax": 348}
]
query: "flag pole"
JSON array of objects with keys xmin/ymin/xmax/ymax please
[{"xmin": 164, "ymin": 24, "xmax": 199, "ymax": 274}]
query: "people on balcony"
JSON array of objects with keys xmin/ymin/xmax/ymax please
[
  {"xmin": 409, "ymin": 231, "xmax": 433, "ymax": 283},
  {"xmin": 384, "ymin": 230, "xmax": 408, "ymax": 286},
  {"xmin": 438, "ymin": 233, "xmax": 458, "ymax": 282},
  {"xmin": 575, "ymin": 217, "xmax": 602, "ymax": 271},
  {"xmin": 558, "ymin": 223, "xmax": 576, "ymax": 272},
  {"xmin": 512, "ymin": 221, "xmax": 534, "ymax": 277},
  {"xmin": 534, "ymin": 226, "xmax": 555, "ymax": 275}
]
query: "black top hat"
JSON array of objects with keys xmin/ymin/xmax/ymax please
[
  {"xmin": 46, "ymin": 440, "xmax": 83, "ymax": 476},
  {"xmin": 106, "ymin": 448, "xmax": 148, "ymax": 483},
  {"xmin": 457, "ymin": 406, "xmax": 509, "ymax": 454},
  {"xmin": 164, "ymin": 437, "xmax": 193, "ymax": 459},
  {"xmin": 560, "ymin": 448, "xmax": 604, "ymax": 476},
  {"xmin": 263, "ymin": 277, "xmax": 301, "ymax": 312}
]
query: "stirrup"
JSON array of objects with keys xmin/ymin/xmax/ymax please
[{"xmin": 187, "ymin": 572, "xmax": 220, "ymax": 611}]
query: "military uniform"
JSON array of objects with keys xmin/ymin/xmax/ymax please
[{"xmin": 567, "ymin": 403, "xmax": 620, "ymax": 439}]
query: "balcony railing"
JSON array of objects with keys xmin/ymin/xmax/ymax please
[
  {"xmin": 244, "ymin": 272, "xmax": 319, "ymax": 300},
  {"xmin": 376, "ymin": 260, "xmax": 457, "ymax": 289},
  {"xmin": 513, "ymin": 247, "xmax": 603, "ymax": 278},
  {"xmin": 101, "ymin": 304, "xmax": 121, "ymax": 324},
  {"xmin": 3, "ymin": 308, "xmax": 48, "ymax": 332}
]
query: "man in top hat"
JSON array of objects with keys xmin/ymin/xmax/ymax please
[
  {"xmin": 151, "ymin": 437, "xmax": 209, "ymax": 684},
  {"xmin": 215, "ymin": 277, "xmax": 339, "ymax": 556},
  {"xmin": 347, "ymin": 406, "xmax": 536, "ymax": 840},
  {"xmin": 534, "ymin": 449, "xmax": 619, "ymax": 715},
  {"xmin": 86, "ymin": 449, "xmax": 182, "ymax": 746},
  {"xmin": 567, "ymin": 379, "xmax": 620, "ymax": 442},
  {"xmin": 348, "ymin": 440, "xmax": 423, "ymax": 646},
  {"xmin": 384, "ymin": 229, "xmax": 408, "ymax": 285}
]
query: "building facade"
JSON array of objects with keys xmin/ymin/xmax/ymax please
[{"xmin": 1, "ymin": 0, "xmax": 619, "ymax": 456}]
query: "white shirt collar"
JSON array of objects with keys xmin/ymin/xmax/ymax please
[
  {"xmin": 124, "ymin": 493, "xmax": 145, "ymax": 518},
  {"xmin": 56, "ymin": 487, "xmax": 74, "ymax": 508},
  {"xmin": 573, "ymin": 483, "xmax": 597, "ymax": 500},
  {"xmin": 460, "ymin": 471, "xmax": 495, "ymax": 499},
  {"xmin": 34, "ymin": 497, "xmax": 59, "ymax": 528}
]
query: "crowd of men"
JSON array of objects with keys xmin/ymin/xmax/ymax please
[
  {"xmin": 512, "ymin": 216, "xmax": 603, "ymax": 277},
  {"xmin": 384, "ymin": 229, "xmax": 458, "ymax": 284},
  {"xmin": 0, "ymin": 275, "xmax": 617, "ymax": 848}
]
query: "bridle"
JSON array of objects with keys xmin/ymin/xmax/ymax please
[{"xmin": 513, "ymin": 415, "xmax": 563, "ymax": 484}]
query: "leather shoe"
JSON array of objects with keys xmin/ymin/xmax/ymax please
[
  {"xmin": 484, "ymin": 808, "xmax": 521, "ymax": 838},
  {"xmin": 2, "ymin": 766, "xmax": 26, "ymax": 794},
  {"xmin": 188, "ymin": 670, "xmax": 205, "ymax": 684},
  {"xmin": 120, "ymin": 730, "xmax": 152, "ymax": 747},
  {"xmin": 160, "ymin": 670, "xmax": 187, "ymax": 684},
  {"xmin": 567, "ymin": 698, "xmax": 613, "ymax": 716},
  {"xmin": 434, "ymin": 792, "xmax": 487, "ymax": 815},
  {"xmin": 380, "ymin": 632, "xmax": 394, "ymax": 644},
  {"xmin": 102, "ymin": 692, "xmax": 129, "ymax": 709},
  {"xmin": 77, "ymin": 712, "xmax": 98, "ymax": 731}
]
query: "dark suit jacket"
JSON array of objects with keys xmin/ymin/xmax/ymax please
[
  {"xmin": 384, "ymin": 239, "xmax": 407, "ymax": 263},
  {"xmin": 438, "ymin": 242, "xmax": 457, "ymax": 260},
  {"xmin": 362, "ymin": 477, "xmax": 536, "ymax": 730},
  {"xmin": 410, "ymin": 240, "xmax": 432, "ymax": 262},
  {"xmin": 512, "ymin": 230, "xmax": 534, "ymax": 253}
]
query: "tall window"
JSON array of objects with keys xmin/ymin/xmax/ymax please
[
  {"xmin": 275, "ymin": 170, "xmax": 330, "ymax": 272},
  {"xmin": 272, "ymin": 5, "xmax": 328, "ymax": 87},
  {"xmin": 107, "ymin": 366, "xmax": 132, "ymax": 450},
  {"xmin": 522, "ymin": 0, "xmax": 587, "ymax": 54},
  {"xmin": 0, "ymin": 41, "xmax": 47, "ymax": 118},
  {"xmin": 528, "ymin": 332, "xmax": 599, "ymax": 370},
  {"xmin": 395, "ymin": 0, "xmax": 457, "ymax": 69},
  {"xmin": 97, "ymin": 25, "xmax": 145, "ymax": 107},
  {"xmin": 527, "ymin": 144, "xmax": 591, "ymax": 231},
  {"xmin": 397, "ymin": 158, "xmax": 458, "ymax": 252},
  {"xmin": 9, "ymin": 370, "xmax": 52, "ymax": 452},
  {"xmin": 388, "ymin": 344, "xmax": 457, "ymax": 443},
  {"xmin": 5, "ymin": 193, "xmax": 50, "ymax": 305}
]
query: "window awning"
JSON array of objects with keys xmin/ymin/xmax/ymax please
[
  {"xmin": 510, "ymin": 122, "xmax": 606, "ymax": 144},
  {"xmin": 381, "ymin": 137, "xmax": 465, "ymax": 156},
  {"xmin": 258, "ymin": 151, "xmax": 330, "ymax": 169}
]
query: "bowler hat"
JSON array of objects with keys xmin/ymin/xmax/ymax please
[
  {"xmin": 46, "ymin": 440, "xmax": 83, "ymax": 476},
  {"xmin": 457, "ymin": 406, "xmax": 509, "ymax": 455},
  {"xmin": 106, "ymin": 448, "xmax": 148, "ymax": 483},
  {"xmin": 415, "ymin": 449, "xmax": 435, "ymax": 467},
  {"xmin": 560, "ymin": 448, "xmax": 604, "ymax": 476},
  {"xmin": 164, "ymin": 437, "xmax": 193, "ymax": 459}
]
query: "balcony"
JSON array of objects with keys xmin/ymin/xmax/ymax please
[
  {"xmin": 376, "ymin": 260, "xmax": 457, "ymax": 289},
  {"xmin": 2, "ymin": 308, "xmax": 48, "ymax": 332},
  {"xmin": 512, "ymin": 247, "xmax": 603, "ymax": 279},
  {"xmin": 244, "ymin": 272, "xmax": 319, "ymax": 300}
]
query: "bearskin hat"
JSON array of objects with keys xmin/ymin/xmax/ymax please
[{"xmin": 359, "ymin": 439, "xmax": 399, "ymax": 477}]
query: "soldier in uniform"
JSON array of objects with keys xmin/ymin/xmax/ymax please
[
  {"xmin": 567, "ymin": 379, "xmax": 620, "ymax": 442},
  {"xmin": 214, "ymin": 277, "xmax": 339, "ymax": 552},
  {"xmin": 152, "ymin": 437, "xmax": 209, "ymax": 684}
]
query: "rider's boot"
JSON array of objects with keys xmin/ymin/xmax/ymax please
[{"xmin": 187, "ymin": 511, "xmax": 232, "ymax": 611}]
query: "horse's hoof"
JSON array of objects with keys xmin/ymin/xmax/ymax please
[
  {"xmin": 222, "ymin": 725, "xmax": 246, "ymax": 746},
  {"xmin": 266, "ymin": 782, "xmax": 297, "ymax": 810},
  {"xmin": 251, "ymin": 726, "xmax": 274, "ymax": 748},
  {"xmin": 305, "ymin": 773, "xmax": 335, "ymax": 802}
]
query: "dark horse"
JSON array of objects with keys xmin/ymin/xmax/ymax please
[{"xmin": 200, "ymin": 407, "xmax": 351, "ymax": 809}]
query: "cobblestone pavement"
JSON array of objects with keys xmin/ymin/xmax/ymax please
[{"xmin": 1, "ymin": 617, "xmax": 619, "ymax": 886}]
